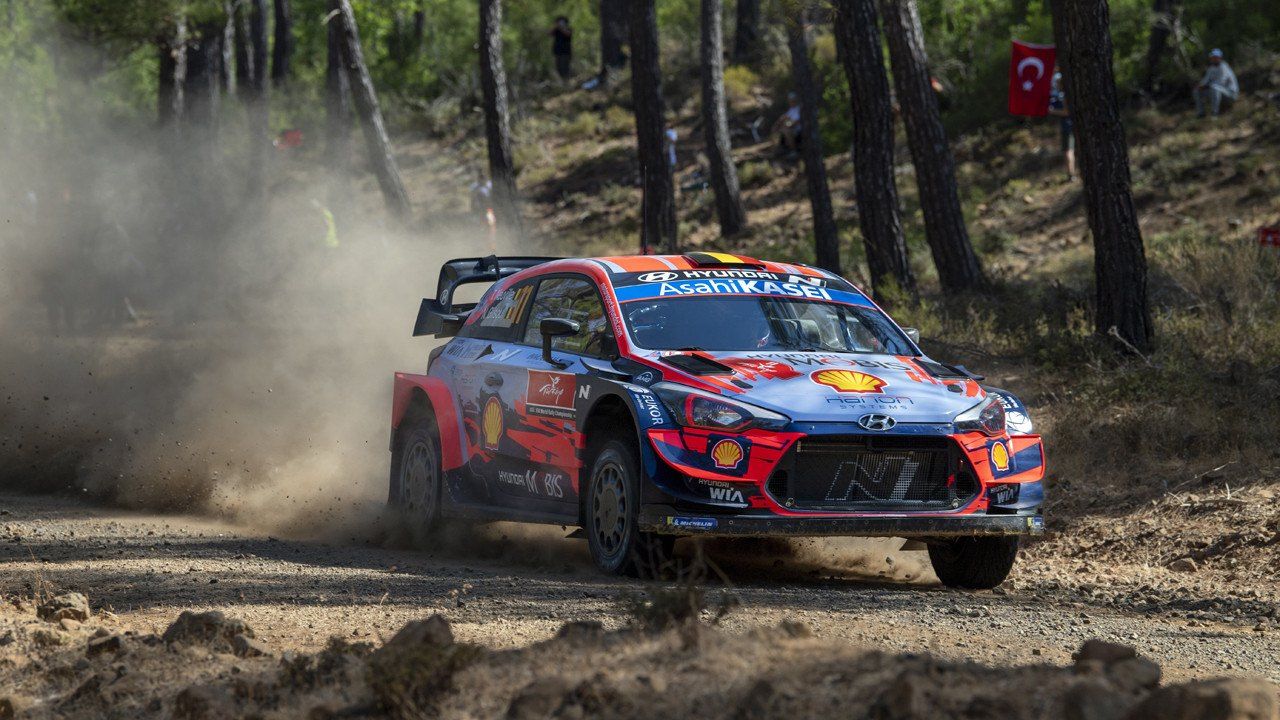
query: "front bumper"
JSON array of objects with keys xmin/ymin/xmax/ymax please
[{"xmin": 639, "ymin": 506, "xmax": 1044, "ymax": 538}]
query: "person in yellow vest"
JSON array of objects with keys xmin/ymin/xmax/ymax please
[{"xmin": 310, "ymin": 198, "xmax": 339, "ymax": 248}]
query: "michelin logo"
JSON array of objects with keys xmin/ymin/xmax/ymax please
[{"xmin": 665, "ymin": 516, "xmax": 718, "ymax": 530}]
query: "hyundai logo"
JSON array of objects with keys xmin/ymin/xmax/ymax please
[
  {"xmin": 857, "ymin": 413, "xmax": 896, "ymax": 431},
  {"xmin": 637, "ymin": 271, "xmax": 679, "ymax": 282}
]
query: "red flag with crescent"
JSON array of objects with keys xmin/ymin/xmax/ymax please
[{"xmin": 1009, "ymin": 40, "xmax": 1055, "ymax": 117}]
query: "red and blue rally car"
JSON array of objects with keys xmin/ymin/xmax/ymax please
[{"xmin": 390, "ymin": 253, "xmax": 1045, "ymax": 588}]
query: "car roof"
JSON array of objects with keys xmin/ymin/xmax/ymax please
[{"xmin": 578, "ymin": 252, "xmax": 836, "ymax": 280}]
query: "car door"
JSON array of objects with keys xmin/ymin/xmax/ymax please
[
  {"xmin": 484, "ymin": 275, "xmax": 612, "ymax": 514},
  {"xmin": 447, "ymin": 277, "xmax": 540, "ymax": 508}
]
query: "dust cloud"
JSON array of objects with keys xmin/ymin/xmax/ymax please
[{"xmin": 0, "ymin": 33, "xmax": 504, "ymax": 542}]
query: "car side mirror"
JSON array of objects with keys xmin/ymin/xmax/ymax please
[
  {"xmin": 540, "ymin": 318, "xmax": 580, "ymax": 369},
  {"xmin": 903, "ymin": 327, "xmax": 921, "ymax": 345}
]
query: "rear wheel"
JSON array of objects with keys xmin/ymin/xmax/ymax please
[
  {"xmin": 390, "ymin": 413, "xmax": 443, "ymax": 543},
  {"xmin": 927, "ymin": 536, "xmax": 1020, "ymax": 589},
  {"xmin": 584, "ymin": 436, "xmax": 673, "ymax": 577}
]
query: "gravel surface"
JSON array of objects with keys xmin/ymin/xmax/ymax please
[{"xmin": 2, "ymin": 491, "xmax": 1276, "ymax": 686}]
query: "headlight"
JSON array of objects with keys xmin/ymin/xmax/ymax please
[
  {"xmin": 1005, "ymin": 409, "xmax": 1034, "ymax": 434},
  {"xmin": 651, "ymin": 382, "xmax": 790, "ymax": 432},
  {"xmin": 953, "ymin": 395, "xmax": 1005, "ymax": 436}
]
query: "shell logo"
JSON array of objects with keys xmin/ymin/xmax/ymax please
[
  {"xmin": 810, "ymin": 369, "xmax": 887, "ymax": 394},
  {"xmin": 710, "ymin": 439, "xmax": 744, "ymax": 469},
  {"xmin": 990, "ymin": 441, "xmax": 1010, "ymax": 472},
  {"xmin": 482, "ymin": 396, "xmax": 504, "ymax": 450}
]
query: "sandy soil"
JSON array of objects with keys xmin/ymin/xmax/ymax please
[{"xmin": 2, "ymin": 491, "xmax": 1277, "ymax": 690}]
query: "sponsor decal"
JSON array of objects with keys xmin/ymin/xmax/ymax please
[
  {"xmin": 634, "ymin": 370, "xmax": 656, "ymax": 385},
  {"xmin": 742, "ymin": 353, "xmax": 911, "ymax": 371},
  {"xmin": 479, "ymin": 284, "xmax": 533, "ymax": 328},
  {"xmin": 497, "ymin": 468, "xmax": 566, "ymax": 498},
  {"xmin": 482, "ymin": 396, "xmax": 504, "ymax": 450},
  {"xmin": 825, "ymin": 396, "xmax": 915, "ymax": 409},
  {"xmin": 443, "ymin": 339, "xmax": 487, "ymax": 362},
  {"xmin": 612, "ymin": 278, "xmax": 871, "ymax": 306},
  {"xmin": 857, "ymin": 413, "xmax": 896, "ymax": 431},
  {"xmin": 526, "ymin": 370, "xmax": 576, "ymax": 419},
  {"xmin": 664, "ymin": 516, "xmax": 718, "ymax": 530},
  {"xmin": 811, "ymin": 369, "xmax": 888, "ymax": 394},
  {"xmin": 710, "ymin": 439, "xmax": 745, "ymax": 470},
  {"xmin": 693, "ymin": 478, "xmax": 747, "ymax": 504},
  {"xmin": 990, "ymin": 441, "xmax": 1010, "ymax": 472},
  {"xmin": 637, "ymin": 271, "xmax": 680, "ymax": 282},
  {"xmin": 577, "ymin": 385, "xmax": 592, "ymax": 400},
  {"xmin": 656, "ymin": 278, "xmax": 831, "ymax": 300},
  {"xmin": 632, "ymin": 389, "xmax": 667, "ymax": 427},
  {"xmin": 720, "ymin": 358, "xmax": 800, "ymax": 381}
]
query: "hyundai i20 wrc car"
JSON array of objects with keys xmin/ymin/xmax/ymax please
[{"xmin": 389, "ymin": 253, "xmax": 1045, "ymax": 589}]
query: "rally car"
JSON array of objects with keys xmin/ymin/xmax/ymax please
[{"xmin": 389, "ymin": 253, "xmax": 1045, "ymax": 589}]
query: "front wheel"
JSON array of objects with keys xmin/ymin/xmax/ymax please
[
  {"xmin": 584, "ymin": 437, "xmax": 672, "ymax": 577},
  {"xmin": 928, "ymin": 536, "xmax": 1020, "ymax": 589},
  {"xmin": 390, "ymin": 413, "xmax": 443, "ymax": 543}
]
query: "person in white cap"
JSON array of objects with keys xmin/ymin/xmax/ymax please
[{"xmin": 1195, "ymin": 48, "xmax": 1239, "ymax": 117}]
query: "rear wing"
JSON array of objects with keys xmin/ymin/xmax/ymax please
[{"xmin": 413, "ymin": 255, "xmax": 560, "ymax": 338}]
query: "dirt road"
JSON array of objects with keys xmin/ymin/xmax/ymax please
[{"xmin": 2, "ymin": 491, "xmax": 1276, "ymax": 685}]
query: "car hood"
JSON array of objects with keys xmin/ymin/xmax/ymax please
[{"xmin": 646, "ymin": 350, "xmax": 987, "ymax": 426}]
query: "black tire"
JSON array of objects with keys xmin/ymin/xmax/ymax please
[
  {"xmin": 583, "ymin": 436, "xmax": 673, "ymax": 578},
  {"xmin": 389, "ymin": 412, "xmax": 443, "ymax": 543},
  {"xmin": 928, "ymin": 536, "xmax": 1020, "ymax": 590}
]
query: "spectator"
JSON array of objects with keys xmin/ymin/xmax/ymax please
[
  {"xmin": 1048, "ymin": 71, "xmax": 1075, "ymax": 182},
  {"xmin": 1195, "ymin": 48, "xmax": 1239, "ymax": 118},
  {"xmin": 664, "ymin": 126, "xmax": 678, "ymax": 170},
  {"xmin": 771, "ymin": 92, "xmax": 802, "ymax": 159},
  {"xmin": 469, "ymin": 169, "xmax": 492, "ymax": 219},
  {"xmin": 550, "ymin": 16, "xmax": 573, "ymax": 81}
]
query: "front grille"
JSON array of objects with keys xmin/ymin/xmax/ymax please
[{"xmin": 768, "ymin": 435, "xmax": 977, "ymax": 511}]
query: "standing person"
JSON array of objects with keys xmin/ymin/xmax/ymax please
[
  {"xmin": 550, "ymin": 16, "xmax": 573, "ymax": 81},
  {"xmin": 664, "ymin": 126, "xmax": 678, "ymax": 171},
  {"xmin": 771, "ymin": 91, "xmax": 803, "ymax": 158},
  {"xmin": 1194, "ymin": 48, "xmax": 1239, "ymax": 118},
  {"xmin": 1049, "ymin": 71, "xmax": 1076, "ymax": 181}
]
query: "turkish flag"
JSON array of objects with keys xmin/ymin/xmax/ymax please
[{"xmin": 1009, "ymin": 40, "xmax": 1056, "ymax": 117}]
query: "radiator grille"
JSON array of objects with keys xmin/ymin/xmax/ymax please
[{"xmin": 769, "ymin": 436, "xmax": 976, "ymax": 510}]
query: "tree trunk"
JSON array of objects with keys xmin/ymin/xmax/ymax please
[
  {"xmin": 600, "ymin": 0, "xmax": 629, "ymax": 78},
  {"xmin": 233, "ymin": 1, "xmax": 253, "ymax": 91},
  {"xmin": 245, "ymin": 0, "xmax": 270, "ymax": 198},
  {"xmin": 732, "ymin": 0, "xmax": 761, "ymax": 65},
  {"xmin": 833, "ymin": 0, "xmax": 915, "ymax": 299},
  {"xmin": 786, "ymin": 17, "xmax": 840, "ymax": 273},
  {"xmin": 700, "ymin": 0, "xmax": 747, "ymax": 237},
  {"xmin": 183, "ymin": 23, "xmax": 222, "ymax": 128},
  {"xmin": 326, "ymin": 0, "xmax": 353, "ymax": 170},
  {"xmin": 478, "ymin": 0, "xmax": 522, "ymax": 239},
  {"xmin": 221, "ymin": 1, "xmax": 236, "ymax": 94},
  {"xmin": 880, "ymin": 0, "xmax": 983, "ymax": 292},
  {"xmin": 248, "ymin": 0, "xmax": 268, "ymax": 92},
  {"xmin": 271, "ymin": 0, "xmax": 293, "ymax": 85},
  {"xmin": 630, "ymin": 0, "xmax": 678, "ymax": 253},
  {"xmin": 1049, "ymin": 0, "xmax": 1153, "ymax": 352},
  {"xmin": 411, "ymin": 3, "xmax": 426, "ymax": 54},
  {"xmin": 157, "ymin": 21, "xmax": 187, "ymax": 126},
  {"xmin": 336, "ymin": 0, "xmax": 412, "ymax": 220},
  {"xmin": 1142, "ymin": 0, "xmax": 1179, "ymax": 96}
]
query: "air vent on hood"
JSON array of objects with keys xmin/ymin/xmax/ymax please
[{"xmin": 661, "ymin": 353, "xmax": 734, "ymax": 376}]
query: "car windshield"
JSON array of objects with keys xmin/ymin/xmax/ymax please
[{"xmin": 621, "ymin": 296, "xmax": 915, "ymax": 354}]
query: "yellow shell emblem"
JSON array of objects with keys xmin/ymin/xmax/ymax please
[
  {"xmin": 711, "ymin": 439, "xmax": 744, "ymax": 469},
  {"xmin": 482, "ymin": 397, "xmax": 504, "ymax": 450},
  {"xmin": 810, "ymin": 369, "xmax": 887, "ymax": 394},
  {"xmin": 990, "ymin": 441, "xmax": 1010, "ymax": 471}
]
